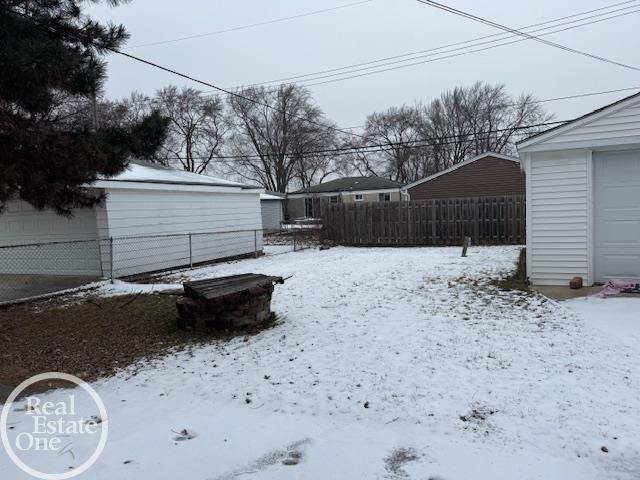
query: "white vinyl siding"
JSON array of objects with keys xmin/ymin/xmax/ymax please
[
  {"xmin": 0, "ymin": 188, "xmax": 262, "ymax": 278},
  {"xmin": 260, "ymin": 200, "xmax": 284, "ymax": 230},
  {"xmin": 520, "ymin": 94, "xmax": 640, "ymax": 286},
  {"xmin": 527, "ymin": 150, "xmax": 590, "ymax": 286},
  {"xmin": 101, "ymin": 188, "xmax": 262, "ymax": 277},
  {"xmin": 539, "ymin": 100, "xmax": 640, "ymax": 149},
  {"xmin": 0, "ymin": 200, "xmax": 102, "ymax": 276}
]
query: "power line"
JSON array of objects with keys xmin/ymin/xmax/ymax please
[
  {"xmin": 526, "ymin": 87, "xmax": 640, "ymax": 105},
  {"xmin": 253, "ymin": 0, "xmax": 639, "ymax": 86},
  {"xmin": 65, "ymin": 3, "xmax": 639, "ymax": 106},
  {"xmin": 127, "ymin": 0, "xmax": 374, "ymax": 49},
  {"xmin": 301, "ymin": 9, "xmax": 640, "ymax": 87},
  {"xmin": 291, "ymin": 8, "xmax": 640, "ymax": 86},
  {"xmin": 165, "ymin": 120, "xmax": 568, "ymax": 162},
  {"xmin": 415, "ymin": 0, "xmax": 640, "ymax": 72},
  {"xmin": 109, "ymin": 50, "xmax": 368, "ymax": 140},
  {"xmin": 68, "ymin": 83, "xmax": 640, "ymax": 127},
  {"xmin": 13, "ymin": 9, "xmax": 369, "ymax": 142}
]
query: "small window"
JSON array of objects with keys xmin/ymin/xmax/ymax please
[
  {"xmin": 329, "ymin": 195, "xmax": 339, "ymax": 204},
  {"xmin": 304, "ymin": 198, "xmax": 315, "ymax": 218},
  {"xmin": 378, "ymin": 192, "xmax": 391, "ymax": 202},
  {"xmin": 354, "ymin": 194, "xmax": 363, "ymax": 201}
]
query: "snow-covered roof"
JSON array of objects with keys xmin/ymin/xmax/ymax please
[
  {"xmin": 92, "ymin": 162, "xmax": 256, "ymax": 191},
  {"xmin": 260, "ymin": 193, "xmax": 285, "ymax": 201}
]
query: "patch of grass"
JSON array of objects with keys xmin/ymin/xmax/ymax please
[
  {"xmin": 493, "ymin": 248, "xmax": 530, "ymax": 292},
  {"xmin": 0, "ymin": 293, "xmax": 276, "ymax": 389}
]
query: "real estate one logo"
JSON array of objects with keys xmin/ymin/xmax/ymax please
[{"xmin": 0, "ymin": 372, "xmax": 108, "ymax": 480}]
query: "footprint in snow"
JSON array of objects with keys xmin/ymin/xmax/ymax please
[{"xmin": 172, "ymin": 429, "xmax": 197, "ymax": 441}]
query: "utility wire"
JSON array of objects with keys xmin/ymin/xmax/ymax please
[
  {"xmin": 12, "ymin": 9, "xmax": 369, "ymax": 141},
  {"xmin": 63, "ymin": 3, "xmax": 639, "ymax": 106},
  {"xmin": 415, "ymin": 0, "xmax": 640, "ymax": 72},
  {"xmin": 254, "ymin": 0, "xmax": 639, "ymax": 85},
  {"xmin": 302, "ymin": 8, "xmax": 640, "ymax": 87},
  {"xmin": 291, "ymin": 8, "xmax": 640, "ymax": 86},
  {"xmin": 108, "ymin": 49, "xmax": 367, "ymax": 140},
  {"xmin": 162, "ymin": 120, "xmax": 568, "ymax": 162},
  {"xmin": 127, "ymin": 0, "xmax": 373, "ymax": 49}
]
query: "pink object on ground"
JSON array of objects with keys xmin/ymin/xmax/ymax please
[{"xmin": 594, "ymin": 279, "xmax": 639, "ymax": 297}]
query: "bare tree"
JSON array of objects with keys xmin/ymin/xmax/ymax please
[
  {"xmin": 349, "ymin": 83, "xmax": 551, "ymax": 182},
  {"xmin": 155, "ymin": 86, "xmax": 227, "ymax": 174},
  {"xmin": 225, "ymin": 84, "xmax": 338, "ymax": 193},
  {"xmin": 420, "ymin": 82, "xmax": 552, "ymax": 170},
  {"xmin": 97, "ymin": 91, "xmax": 153, "ymax": 129},
  {"xmin": 360, "ymin": 105, "xmax": 429, "ymax": 183}
]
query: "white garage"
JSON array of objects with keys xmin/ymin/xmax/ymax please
[
  {"xmin": 0, "ymin": 162, "xmax": 263, "ymax": 279},
  {"xmin": 518, "ymin": 92, "xmax": 640, "ymax": 286},
  {"xmin": 260, "ymin": 192, "xmax": 285, "ymax": 230}
]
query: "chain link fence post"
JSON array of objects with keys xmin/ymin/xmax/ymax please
[
  {"xmin": 189, "ymin": 233, "xmax": 193, "ymax": 269},
  {"xmin": 109, "ymin": 236, "xmax": 114, "ymax": 284},
  {"xmin": 254, "ymin": 229, "xmax": 259, "ymax": 258}
]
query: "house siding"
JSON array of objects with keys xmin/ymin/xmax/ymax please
[
  {"xmin": 0, "ymin": 200, "xmax": 102, "ymax": 276},
  {"xmin": 287, "ymin": 191, "xmax": 401, "ymax": 219},
  {"xmin": 526, "ymin": 150, "xmax": 590, "ymax": 286},
  {"xmin": 407, "ymin": 156, "xmax": 525, "ymax": 200},
  {"xmin": 543, "ymin": 102, "xmax": 640, "ymax": 147},
  {"xmin": 261, "ymin": 200, "xmax": 284, "ymax": 230},
  {"xmin": 342, "ymin": 191, "xmax": 401, "ymax": 203},
  {"xmin": 102, "ymin": 188, "xmax": 263, "ymax": 277}
]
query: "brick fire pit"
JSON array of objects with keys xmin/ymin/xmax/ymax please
[{"xmin": 176, "ymin": 274, "xmax": 285, "ymax": 330}]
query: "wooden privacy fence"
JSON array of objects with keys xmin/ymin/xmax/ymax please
[{"xmin": 322, "ymin": 195, "xmax": 526, "ymax": 246}]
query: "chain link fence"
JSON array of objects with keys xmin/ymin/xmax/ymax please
[{"xmin": 0, "ymin": 227, "xmax": 321, "ymax": 303}]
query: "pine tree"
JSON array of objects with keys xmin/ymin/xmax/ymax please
[{"xmin": 0, "ymin": 0, "xmax": 168, "ymax": 215}]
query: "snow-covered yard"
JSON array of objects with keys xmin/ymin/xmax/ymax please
[{"xmin": 2, "ymin": 246, "xmax": 640, "ymax": 479}]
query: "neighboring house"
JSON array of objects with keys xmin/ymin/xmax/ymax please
[
  {"xmin": 0, "ymin": 162, "xmax": 262, "ymax": 278},
  {"xmin": 260, "ymin": 192, "xmax": 285, "ymax": 230},
  {"xmin": 287, "ymin": 177, "xmax": 404, "ymax": 219},
  {"xmin": 517, "ymin": 92, "xmax": 640, "ymax": 286},
  {"xmin": 403, "ymin": 152, "xmax": 525, "ymax": 200}
]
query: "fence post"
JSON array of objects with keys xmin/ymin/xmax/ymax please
[
  {"xmin": 109, "ymin": 237, "xmax": 114, "ymax": 284},
  {"xmin": 189, "ymin": 233, "xmax": 193, "ymax": 268},
  {"xmin": 254, "ymin": 229, "xmax": 259, "ymax": 258}
]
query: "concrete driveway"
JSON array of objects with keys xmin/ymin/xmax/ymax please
[{"xmin": 0, "ymin": 274, "xmax": 99, "ymax": 304}]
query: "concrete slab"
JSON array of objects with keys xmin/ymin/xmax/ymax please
[
  {"xmin": 534, "ymin": 286, "xmax": 603, "ymax": 300},
  {"xmin": 534, "ymin": 285, "xmax": 640, "ymax": 301},
  {"xmin": 0, "ymin": 274, "xmax": 99, "ymax": 304}
]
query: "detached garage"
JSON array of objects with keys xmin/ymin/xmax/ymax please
[
  {"xmin": 517, "ymin": 92, "xmax": 640, "ymax": 286},
  {"xmin": 0, "ymin": 162, "xmax": 263, "ymax": 279},
  {"xmin": 260, "ymin": 192, "xmax": 285, "ymax": 230}
]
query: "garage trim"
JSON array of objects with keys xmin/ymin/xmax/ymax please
[{"xmin": 587, "ymin": 149, "xmax": 594, "ymax": 286}]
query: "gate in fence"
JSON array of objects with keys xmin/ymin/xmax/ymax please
[{"xmin": 322, "ymin": 195, "xmax": 526, "ymax": 246}]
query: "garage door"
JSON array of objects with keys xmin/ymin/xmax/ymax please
[{"xmin": 594, "ymin": 150, "xmax": 640, "ymax": 283}]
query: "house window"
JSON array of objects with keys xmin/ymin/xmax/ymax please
[
  {"xmin": 304, "ymin": 198, "xmax": 315, "ymax": 218},
  {"xmin": 329, "ymin": 195, "xmax": 339, "ymax": 204},
  {"xmin": 378, "ymin": 192, "xmax": 391, "ymax": 202},
  {"xmin": 355, "ymin": 194, "xmax": 363, "ymax": 201}
]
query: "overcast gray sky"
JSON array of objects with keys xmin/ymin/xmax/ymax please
[{"xmin": 88, "ymin": 0, "xmax": 640, "ymax": 129}]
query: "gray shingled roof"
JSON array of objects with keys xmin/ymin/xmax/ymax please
[{"xmin": 293, "ymin": 177, "xmax": 403, "ymax": 194}]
